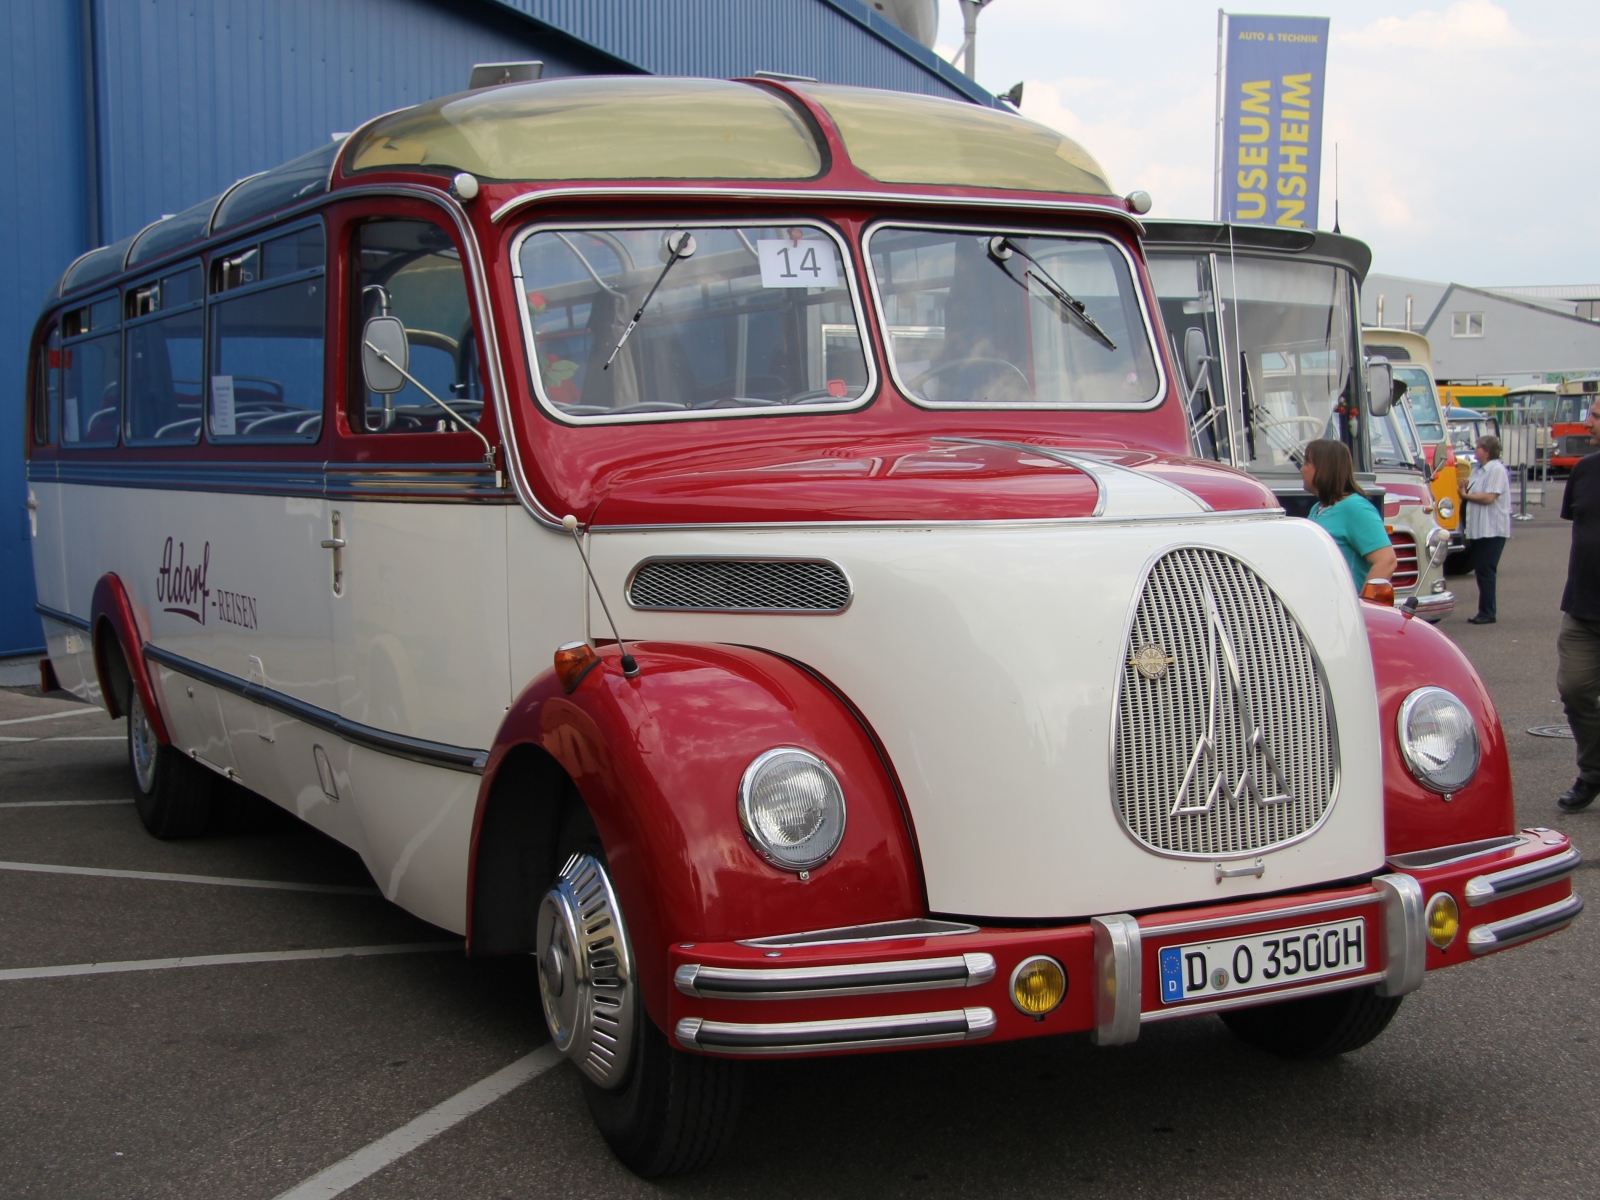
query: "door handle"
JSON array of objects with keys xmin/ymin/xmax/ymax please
[{"xmin": 324, "ymin": 511, "xmax": 345, "ymax": 596}]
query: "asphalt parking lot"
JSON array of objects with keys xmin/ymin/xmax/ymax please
[{"xmin": 2, "ymin": 484, "xmax": 1594, "ymax": 1199}]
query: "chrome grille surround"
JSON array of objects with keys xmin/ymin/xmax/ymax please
[
  {"xmin": 1112, "ymin": 547, "xmax": 1339, "ymax": 858},
  {"xmin": 627, "ymin": 557, "xmax": 852, "ymax": 613}
]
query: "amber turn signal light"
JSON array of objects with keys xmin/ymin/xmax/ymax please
[
  {"xmin": 1009, "ymin": 955, "xmax": 1067, "ymax": 1019},
  {"xmin": 1426, "ymin": 892, "xmax": 1460, "ymax": 950},
  {"xmin": 554, "ymin": 640, "xmax": 600, "ymax": 694},
  {"xmin": 1360, "ymin": 578, "xmax": 1395, "ymax": 606}
]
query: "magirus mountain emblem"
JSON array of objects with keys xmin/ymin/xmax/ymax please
[{"xmin": 1171, "ymin": 585, "xmax": 1295, "ymax": 816}]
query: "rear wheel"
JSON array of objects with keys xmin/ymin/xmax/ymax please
[
  {"xmin": 536, "ymin": 813, "xmax": 743, "ymax": 1177},
  {"xmin": 128, "ymin": 691, "xmax": 214, "ymax": 840},
  {"xmin": 1220, "ymin": 984, "xmax": 1402, "ymax": 1058}
]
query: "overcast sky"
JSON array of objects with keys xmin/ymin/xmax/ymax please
[{"xmin": 932, "ymin": 0, "xmax": 1596, "ymax": 287}]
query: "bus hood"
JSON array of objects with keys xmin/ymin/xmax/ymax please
[
  {"xmin": 587, "ymin": 509, "xmax": 1384, "ymax": 921},
  {"xmin": 586, "ymin": 437, "xmax": 1277, "ymax": 527}
]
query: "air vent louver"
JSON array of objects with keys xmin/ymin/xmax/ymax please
[{"xmin": 627, "ymin": 559, "xmax": 851, "ymax": 613}]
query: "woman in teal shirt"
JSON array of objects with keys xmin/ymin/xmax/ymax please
[{"xmin": 1302, "ymin": 439, "xmax": 1397, "ymax": 590}]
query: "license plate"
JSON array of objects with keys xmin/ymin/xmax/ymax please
[{"xmin": 1157, "ymin": 917, "xmax": 1368, "ymax": 1005}]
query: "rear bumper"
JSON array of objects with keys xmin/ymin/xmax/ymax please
[{"xmin": 667, "ymin": 832, "xmax": 1580, "ymax": 1057}]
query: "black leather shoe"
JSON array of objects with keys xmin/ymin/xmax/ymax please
[
  {"xmin": 1466, "ymin": 615, "xmax": 1496, "ymax": 624},
  {"xmin": 1558, "ymin": 778, "xmax": 1599, "ymax": 812}
]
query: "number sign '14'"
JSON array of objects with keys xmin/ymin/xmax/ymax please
[{"xmin": 757, "ymin": 239, "xmax": 840, "ymax": 289}]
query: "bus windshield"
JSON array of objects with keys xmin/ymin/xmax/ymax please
[
  {"xmin": 1393, "ymin": 365, "xmax": 1443, "ymax": 442},
  {"xmin": 516, "ymin": 223, "xmax": 871, "ymax": 421},
  {"xmin": 1370, "ymin": 408, "xmax": 1418, "ymax": 469}
]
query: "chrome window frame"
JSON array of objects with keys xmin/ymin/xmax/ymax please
[
  {"xmin": 121, "ymin": 258, "xmax": 207, "ymax": 448},
  {"xmin": 861, "ymin": 217, "xmax": 1168, "ymax": 413},
  {"xmin": 203, "ymin": 215, "xmax": 329, "ymax": 447},
  {"xmin": 508, "ymin": 217, "xmax": 878, "ymax": 426}
]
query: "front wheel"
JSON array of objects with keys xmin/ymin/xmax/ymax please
[
  {"xmin": 1220, "ymin": 984, "xmax": 1402, "ymax": 1058},
  {"xmin": 128, "ymin": 692, "xmax": 214, "ymax": 840},
  {"xmin": 537, "ymin": 844, "xmax": 743, "ymax": 1177}
]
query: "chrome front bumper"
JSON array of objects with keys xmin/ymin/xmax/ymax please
[{"xmin": 1409, "ymin": 589, "xmax": 1456, "ymax": 618}]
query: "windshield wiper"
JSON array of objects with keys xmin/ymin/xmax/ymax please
[
  {"xmin": 986, "ymin": 236, "xmax": 1116, "ymax": 351},
  {"xmin": 603, "ymin": 231, "xmax": 697, "ymax": 371}
]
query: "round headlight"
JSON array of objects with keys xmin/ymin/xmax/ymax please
[
  {"xmin": 1397, "ymin": 687, "xmax": 1480, "ymax": 793},
  {"xmin": 738, "ymin": 748, "xmax": 847, "ymax": 871},
  {"xmin": 1437, "ymin": 497, "xmax": 1456, "ymax": 521}
]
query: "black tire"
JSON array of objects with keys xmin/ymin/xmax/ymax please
[
  {"xmin": 128, "ymin": 691, "xmax": 214, "ymax": 840},
  {"xmin": 549, "ymin": 808, "xmax": 744, "ymax": 1177},
  {"xmin": 1220, "ymin": 984, "xmax": 1402, "ymax": 1059},
  {"xmin": 582, "ymin": 1009, "xmax": 745, "ymax": 1178}
]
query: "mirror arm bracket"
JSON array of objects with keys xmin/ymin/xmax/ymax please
[{"xmin": 362, "ymin": 340, "xmax": 504, "ymax": 489}]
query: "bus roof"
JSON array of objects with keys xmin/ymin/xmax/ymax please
[
  {"xmin": 1140, "ymin": 220, "xmax": 1372, "ymax": 284},
  {"xmin": 45, "ymin": 77, "xmax": 1119, "ymax": 306},
  {"xmin": 1557, "ymin": 377, "xmax": 1600, "ymax": 395},
  {"xmin": 1362, "ymin": 328, "xmax": 1433, "ymax": 374}
]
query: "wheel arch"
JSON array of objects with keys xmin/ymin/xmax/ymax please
[
  {"xmin": 89, "ymin": 573, "xmax": 169, "ymax": 744},
  {"xmin": 467, "ymin": 641, "xmax": 926, "ymax": 1028}
]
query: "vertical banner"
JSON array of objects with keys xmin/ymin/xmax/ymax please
[{"xmin": 1220, "ymin": 13, "xmax": 1330, "ymax": 228}]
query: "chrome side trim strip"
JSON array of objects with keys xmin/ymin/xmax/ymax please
[
  {"xmin": 674, "ymin": 1007, "xmax": 996, "ymax": 1054},
  {"xmin": 1140, "ymin": 970, "xmax": 1386, "ymax": 1024},
  {"xmin": 1140, "ymin": 892, "xmax": 1381, "ymax": 941},
  {"xmin": 26, "ymin": 460, "xmax": 510, "ymax": 503},
  {"xmin": 1386, "ymin": 835, "xmax": 1526, "ymax": 872},
  {"xmin": 1464, "ymin": 848, "xmax": 1581, "ymax": 907},
  {"xmin": 142, "ymin": 644, "xmax": 487, "ymax": 775},
  {"xmin": 1467, "ymin": 893, "xmax": 1584, "ymax": 956},
  {"xmin": 35, "ymin": 603, "xmax": 91, "ymax": 632},
  {"xmin": 1090, "ymin": 913, "xmax": 1141, "ymax": 1046},
  {"xmin": 673, "ymin": 953, "xmax": 995, "ymax": 1000},
  {"xmin": 1374, "ymin": 873, "xmax": 1427, "ymax": 997},
  {"xmin": 738, "ymin": 918, "xmax": 979, "ymax": 948}
]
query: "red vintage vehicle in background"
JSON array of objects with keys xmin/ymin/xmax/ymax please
[{"xmin": 27, "ymin": 76, "xmax": 1582, "ymax": 1176}]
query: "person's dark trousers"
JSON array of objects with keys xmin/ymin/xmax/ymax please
[
  {"xmin": 1558, "ymin": 613, "xmax": 1600, "ymax": 786},
  {"xmin": 1468, "ymin": 535, "xmax": 1507, "ymax": 618}
]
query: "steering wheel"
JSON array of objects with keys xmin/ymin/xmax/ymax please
[{"xmin": 909, "ymin": 357, "xmax": 1031, "ymax": 402}]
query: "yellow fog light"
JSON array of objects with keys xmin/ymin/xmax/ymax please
[
  {"xmin": 1010, "ymin": 955, "xmax": 1067, "ymax": 1018},
  {"xmin": 1426, "ymin": 892, "xmax": 1460, "ymax": 949}
]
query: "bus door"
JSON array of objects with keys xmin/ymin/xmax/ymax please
[
  {"xmin": 327, "ymin": 206, "xmax": 511, "ymax": 911},
  {"xmin": 190, "ymin": 223, "xmax": 345, "ymax": 811}
]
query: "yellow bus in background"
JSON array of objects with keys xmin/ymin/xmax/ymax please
[{"xmin": 1363, "ymin": 328, "xmax": 1460, "ymax": 546}]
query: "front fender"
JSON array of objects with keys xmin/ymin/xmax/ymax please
[
  {"xmin": 474, "ymin": 641, "xmax": 925, "ymax": 1026},
  {"xmin": 1365, "ymin": 605, "xmax": 1513, "ymax": 853}
]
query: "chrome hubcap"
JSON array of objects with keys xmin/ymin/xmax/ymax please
[
  {"xmin": 129, "ymin": 693, "xmax": 158, "ymax": 794},
  {"xmin": 535, "ymin": 853, "xmax": 635, "ymax": 1089}
]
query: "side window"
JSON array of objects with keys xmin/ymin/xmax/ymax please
[
  {"xmin": 351, "ymin": 219, "xmax": 484, "ymax": 433},
  {"xmin": 33, "ymin": 323, "xmax": 61, "ymax": 445},
  {"xmin": 61, "ymin": 295, "xmax": 122, "ymax": 447},
  {"xmin": 125, "ymin": 264, "xmax": 204, "ymax": 444},
  {"xmin": 208, "ymin": 223, "xmax": 326, "ymax": 443}
]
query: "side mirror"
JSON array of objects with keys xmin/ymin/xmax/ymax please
[
  {"xmin": 361, "ymin": 315, "xmax": 409, "ymax": 395},
  {"xmin": 1183, "ymin": 326, "xmax": 1210, "ymax": 393},
  {"xmin": 1365, "ymin": 357, "xmax": 1394, "ymax": 417}
]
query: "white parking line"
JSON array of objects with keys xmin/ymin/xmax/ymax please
[
  {"xmin": 0, "ymin": 860, "xmax": 380, "ymax": 895},
  {"xmin": 272, "ymin": 1044, "xmax": 564, "ymax": 1200},
  {"xmin": 0, "ymin": 799, "xmax": 134, "ymax": 808},
  {"xmin": 0, "ymin": 708, "xmax": 104, "ymax": 726},
  {"xmin": 0, "ymin": 735, "xmax": 125, "ymax": 743},
  {"xmin": 0, "ymin": 941, "xmax": 461, "ymax": 982}
]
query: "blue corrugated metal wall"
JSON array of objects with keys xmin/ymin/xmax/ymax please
[
  {"xmin": 2, "ymin": 2, "xmax": 92, "ymax": 657},
  {"xmin": 489, "ymin": 0, "xmax": 989, "ymax": 103},
  {"xmin": 1, "ymin": 0, "xmax": 985, "ymax": 656}
]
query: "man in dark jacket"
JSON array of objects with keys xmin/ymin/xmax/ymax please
[{"xmin": 1557, "ymin": 395, "xmax": 1600, "ymax": 811}]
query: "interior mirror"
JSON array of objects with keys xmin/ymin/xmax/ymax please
[
  {"xmin": 361, "ymin": 315, "xmax": 409, "ymax": 395},
  {"xmin": 1183, "ymin": 327, "xmax": 1210, "ymax": 393},
  {"xmin": 1365, "ymin": 357, "xmax": 1394, "ymax": 417}
]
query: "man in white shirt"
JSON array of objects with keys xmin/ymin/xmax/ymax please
[{"xmin": 1459, "ymin": 434, "xmax": 1511, "ymax": 624}]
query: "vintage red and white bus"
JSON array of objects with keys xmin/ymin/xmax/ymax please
[{"xmin": 24, "ymin": 76, "xmax": 1582, "ymax": 1176}]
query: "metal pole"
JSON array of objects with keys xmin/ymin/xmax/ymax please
[
  {"xmin": 1515, "ymin": 462, "xmax": 1533, "ymax": 520},
  {"xmin": 960, "ymin": 0, "xmax": 982, "ymax": 78},
  {"xmin": 1212, "ymin": 9, "xmax": 1226, "ymax": 221}
]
